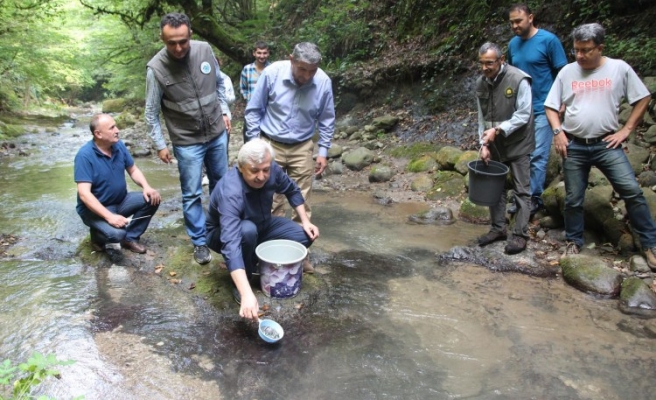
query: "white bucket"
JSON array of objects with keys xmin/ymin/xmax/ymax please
[{"xmin": 256, "ymin": 239, "xmax": 307, "ymax": 298}]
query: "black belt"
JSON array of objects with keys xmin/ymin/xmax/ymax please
[
  {"xmin": 260, "ymin": 130, "xmax": 283, "ymax": 144},
  {"xmin": 566, "ymin": 132, "xmax": 611, "ymax": 145}
]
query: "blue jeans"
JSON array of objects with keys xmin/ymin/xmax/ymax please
[
  {"xmin": 79, "ymin": 192, "xmax": 159, "ymax": 244},
  {"xmin": 563, "ymin": 140, "xmax": 656, "ymax": 248},
  {"xmin": 529, "ymin": 114, "xmax": 552, "ymax": 204},
  {"xmin": 206, "ymin": 216, "xmax": 312, "ymax": 279},
  {"xmin": 173, "ymin": 133, "xmax": 228, "ymax": 246}
]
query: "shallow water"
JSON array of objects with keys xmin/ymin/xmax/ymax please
[{"xmin": 0, "ymin": 116, "xmax": 655, "ymax": 399}]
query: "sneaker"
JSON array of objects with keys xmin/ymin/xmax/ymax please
[
  {"xmin": 477, "ymin": 231, "xmax": 507, "ymax": 247},
  {"xmin": 563, "ymin": 242, "xmax": 580, "ymax": 256},
  {"xmin": 194, "ymin": 245, "xmax": 212, "ymax": 265},
  {"xmin": 232, "ymin": 287, "xmax": 241, "ymax": 305},
  {"xmin": 504, "ymin": 236, "xmax": 527, "ymax": 255},
  {"xmin": 644, "ymin": 247, "xmax": 656, "ymax": 271}
]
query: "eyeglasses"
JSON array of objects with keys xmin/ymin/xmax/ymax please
[
  {"xmin": 478, "ymin": 59, "xmax": 499, "ymax": 67},
  {"xmin": 570, "ymin": 46, "xmax": 597, "ymax": 56}
]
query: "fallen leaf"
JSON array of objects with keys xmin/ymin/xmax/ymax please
[
  {"xmin": 261, "ymin": 304, "xmax": 270, "ymax": 311},
  {"xmin": 155, "ymin": 265, "xmax": 164, "ymax": 274},
  {"xmin": 169, "ymin": 271, "xmax": 177, "ymax": 277},
  {"xmin": 188, "ymin": 282, "xmax": 196, "ymax": 290},
  {"xmin": 294, "ymin": 303, "xmax": 303, "ymax": 310}
]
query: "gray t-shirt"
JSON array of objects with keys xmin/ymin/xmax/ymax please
[{"xmin": 544, "ymin": 57, "xmax": 650, "ymax": 138}]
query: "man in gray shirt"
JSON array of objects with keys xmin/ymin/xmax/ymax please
[{"xmin": 545, "ymin": 22, "xmax": 656, "ymax": 266}]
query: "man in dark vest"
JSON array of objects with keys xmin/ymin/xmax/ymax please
[
  {"xmin": 475, "ymin": 42, "xmax": 535, "ymax": 254},
  {"xmin": 145, "ymin": 13, "xmax": 231, "ymax": 265}
]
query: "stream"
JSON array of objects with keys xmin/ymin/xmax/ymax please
[{"xmin": 1, "ymin": 111, "xmax": 655, "ymax": 400}]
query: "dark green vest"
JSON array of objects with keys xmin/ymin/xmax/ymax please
[
  {"xmin": 147, "ymin": 40, "xmax": 225, "ymax": 146},
  {"xmin": 476, "ymin": 64, "xmax": 534, "ymax": 161}
]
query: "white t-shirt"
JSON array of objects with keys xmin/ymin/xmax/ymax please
[{"xmin": 544, "ymin": 57, "xmax": 650, "ymax": 138}]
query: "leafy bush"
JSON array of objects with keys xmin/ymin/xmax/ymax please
[{"xmin": 0, "ymin": 352, "xmax": 75, "ymax": 400}]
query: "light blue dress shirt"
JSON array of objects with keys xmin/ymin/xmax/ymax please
[{"xmin": 244, "ymin": 60, "xmax": 335, "ymax": 157}]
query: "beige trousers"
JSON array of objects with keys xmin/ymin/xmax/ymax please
[{"xmin": 263, "ymin": 138, "xmax": 314, "ymax": 222}]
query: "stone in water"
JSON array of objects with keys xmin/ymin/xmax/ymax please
[{"xmin": 262, "ymin": 326, "xmax": 280, "ymax": 340}]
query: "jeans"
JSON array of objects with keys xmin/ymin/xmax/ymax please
[
  {"xmin": 79, "ymin": 192, "xmax": 159, "ymax": 245},
  {"xmin": 529, "ymin": 114, "xmax": 552, "ymax": 205},
  {"xmin": 173, "ymin": 132, "xmax": 228, "ymax": 246},
  {"xmin": 206, "ymin": 216, "xmax": 312, "ymax": 279},
  {"xmin": 563, "ymin": 140, "xmax": 656, "ymax": 248}
]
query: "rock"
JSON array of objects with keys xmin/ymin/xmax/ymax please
[
  {"xmin": 638, "ymin": 170, "xmax": 656, "ymax": 187},
  {"xmin": 369, "ymin": 165, "xmax": 395, "ymax": 182},
  {"xmin": 343, "ymin": 147, "xmax": 375, "ymax": 171},
  {"xmin": 132, "ymin": 148, "xmax": 152, "ymax": 158},
  {"xmin": 437, "ymin": 245, "xmax": 558, "ymax": 277},
  {"xmin": 624, "ymin": 142, "xmax": 649, "ymax": 175},
  {"xmin": 644, "ymin": 124, "xmax": 656, "ymax": 144},
  {"xmin": 560, "ymin": 254, "xmax": 623, "ymax": 297},
  {"xmin": 327, "ymin": 144, "xmax": 343, "ymax": 158},
  {"xmin": 326, "ymin": 160, "xmax": 343, "ymax": 175},
  {"xmin": 542, "ymin": 181, "xmax": 566, "ymax": 219},
  {"xmin": 583, "ymin": 185, "xmax": 614, "ymax": 232},
  {"xmin": 629, "ymin": 255, "xmax": 652, "ymax": 273},
  {"xmin": 408, "ymin": 207, "xmax": 456, "ymax": 225},
  {"xmin": 371, "ymin": 115, "xmax": 399, "ymax": 132},
  {"xmin": 619, "ymin": 276, "xmax": 656, "ymax": 311},
  {"xmin": 459, "ymin": 197, "xmax": 490, "ymax": 224},
  {"xmin": 587, "ymin": 167, "xmax": 609, "ymax": 187},
  {"xmin": 410, "ymin": 175, "xmax": 433, "ymax": 192},
  {"xmin": 344, "ymin": 126, "xmax": 359, "ymax": 137},
  {"xmin": 617, "ymin": 233, "xmax": 636, "ymax": 254},
  {"xmin": 406, "ymin": 155, "xmax": 437, "ymax": 172},
  {"xmin": 426, "ymin": 171, "xmax": 463, "ymax": 200},
  {"xmin": 601, "ymin": 217, "xmax": 624, "ymax": 246},
  {"xmin": 619, "ymin": 104, "xmax": 633, "ymax": 125},
  {"xmin": 434, "ymin": 146, "xmax": 462, "ymax": 171},
  {"xmin": 539, "ymin": 215, "xmax": 563, "ymax": 229},
  {"xmin": 454, "ymin": 150, "xmax": 479, "ymax": 175}
]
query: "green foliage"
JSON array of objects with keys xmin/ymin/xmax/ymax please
[{"xmin": 0, "ymin": 352, "xmax": 75, "ymax": 400}]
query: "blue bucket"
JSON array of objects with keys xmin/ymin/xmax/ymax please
[{"xmin": 467, "ymin": 160, "xmax": 509, "ymax": 206}]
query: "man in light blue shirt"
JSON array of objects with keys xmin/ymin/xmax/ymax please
[{"xmin": 245, "ymin": 42, "xmax": 335, "ymax": 224}]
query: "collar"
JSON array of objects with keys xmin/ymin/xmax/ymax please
[{"xmin": 485, "ymin": 63, "xmax": 507, "ymax": 84}]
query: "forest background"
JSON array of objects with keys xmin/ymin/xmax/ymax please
[{"xmin": 0, "ymin": 0, "xmax": 654, "ymax": 128}]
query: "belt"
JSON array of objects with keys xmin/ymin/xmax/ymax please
[
  {"xmin": 566, "ymin": 132, "xmax": 611, "ymax": 145},
  {"xmin": 260, "ymin": 131, "xmax": 304, "ymax": 146}
]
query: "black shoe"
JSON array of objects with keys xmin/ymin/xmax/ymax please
[
  {"xmin": 232, "ymin": 287, "xmax": 241, "ymax": 305},
  {"xmin": 477, "ymin": 231, "xmax": 507, "ymax": 246},
  {"xmin": 507, "ymin": 203, "xmax": 517, "ymax": 214},
  {"xmin": 105, "ymin": 247, "xmax": 125, "ymax": 265},
  {"xmin": 505, "ymin": 236, "xmax": 527, "ymax": 255},
  {"xmin": 194, "ymin": 245, "xmax": 212, "ymax": 265},
  {"xmin": 530, "ymin": 197, "xmax": 544, "ymax": 215}
]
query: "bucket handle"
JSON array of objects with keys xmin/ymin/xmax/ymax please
[{"xmin": 478, "ymin": 139, "xmax": 502, "ymax": 165}]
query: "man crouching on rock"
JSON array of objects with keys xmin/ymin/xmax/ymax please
[
  {"xmin": 475, "ymin": 42, "xmax": 535, "ymax": 255},
  {"xmin": 75, "ymin": 113, "xmax": 161, "ymax": 264},
  {"xmin": 205, "ymin": 139, "xmax": 319, "ymax": 320}
]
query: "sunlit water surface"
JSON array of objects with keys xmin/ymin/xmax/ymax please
[{"xmin": 0, "ymin": 116, "xmax": 655, "ymax": 400}]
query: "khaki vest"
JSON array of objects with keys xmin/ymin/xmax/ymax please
[
  {"xmin": 147, "ymin": 40, "xmax": 225, "ymax": 146},
  {"xmin": 476, "ymin": 64, "xmax": 534, "ymax": 161}
]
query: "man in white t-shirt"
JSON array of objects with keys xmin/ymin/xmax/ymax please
[{"xmin": 545, "ymin": 22, "xmax": 656, "ymax": 267}]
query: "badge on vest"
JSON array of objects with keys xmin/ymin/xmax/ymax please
[
  {"xmin": 504, "ymin": 87, "xmax": 514, "ymax": 98},
  {"xmin": 200, "ymin": 61, "xmax": 212, "ymax": 75}
]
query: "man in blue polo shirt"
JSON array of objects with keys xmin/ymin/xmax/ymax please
[{"xmin": 75, "ymin": 113, "xmax": 161, "ymax": 264}]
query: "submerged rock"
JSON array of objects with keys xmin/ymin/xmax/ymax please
[
  {"xmin": 437, "ymin": 245, "xmax": 558, "ymax": 277},
  {"xmin": 560, "ymin": 255, "xmax": 622, "ymax": 297},
  {"xmin": 408, "ymin": 207, "xmax": 455, "ymax": 225}
]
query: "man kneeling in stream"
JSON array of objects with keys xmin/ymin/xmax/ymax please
[{"xmin": 205, "ymin": 139, "xmax": 319, "ymax": 320}]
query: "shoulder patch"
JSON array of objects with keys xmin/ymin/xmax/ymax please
[
  {"xmin": 504, "ymin": 87, "xmax": 514, "ymax": 98},
  {"xmin": 200, "ymin": 61, "xmax": 212, "ymax": 75}
]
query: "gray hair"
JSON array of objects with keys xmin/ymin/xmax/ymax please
[
  {"xmin": 89, "ymin": 113, "xmax": 107, "ymax": 135},
  {"xmin": 238, "ymin": 138, "xmax": 275, "ymax": 167},
  {"xmin": 572, "ymin": 23, "xmax": 605, "ymax": 45},
  {"xmin": 478, "ymin": 42, "xmax": 503, "ymax": 59},
  {"xmin": 291, "ymin": 42, "xmax": 322, "ymax": 64}
]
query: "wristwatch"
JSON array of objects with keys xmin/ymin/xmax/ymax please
[{"xmin": 552, "ymin": 128, "xmax": 562, "ymax": 136}]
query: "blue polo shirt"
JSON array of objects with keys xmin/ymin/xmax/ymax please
[{"xmin": 74, "ymin": 139, "xmax": 134, "ymax": 216}]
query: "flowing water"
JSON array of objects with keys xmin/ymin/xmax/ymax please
[{"xmin": 1, "ymin": 113, "xmax": 655, "ymax": 400}]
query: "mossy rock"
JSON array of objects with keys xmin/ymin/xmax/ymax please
[
  {"xmin": 102, "ymin": 98, "xmax": 128, "ymax": 113},
  {"xmin": 386, "ymin": 142, "xmax": 441, "ymax": 159},
  {"xmin": 410, "ymin": 175, "xmax": 433, "ymax": 192},
  {"xmin": 619, "ymin": 276, "xmax": 656, "ymax": 310},
  {"xmin": 542, "ymin": 182, "xmax": 566, "ymax": 219},
  {"xmin": 0, "ymin": 121, "xmax": 25, "ymax": 139},
  {"xmin": 454, "ymin": 151, "xmax": 479, "ymax": 175},
  {"xmin": 459, "ymin": 197, "xmax": 490, "ymax": 224},
  {"xmin": 434, "ymin": 146, "xmax": 463, "ymax": 170},
  {"xmin": 115, "ymin": 111, "xmax": 138, "ymax": 129},
  {"xmin": 426, "ymin": 171, "xmax": 464, "ymax": 200},
  {"xmin": 406, "ymin": 155, "xmax": 437, "ymax": 172},
  {"xmin": 560, "ymin": 254, "xmax": 622, "ymax": 297}
]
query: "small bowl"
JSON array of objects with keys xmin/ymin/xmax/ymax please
[{"xmin": 258, "ymin": 318, "xmax": 284, "ymax": 343}]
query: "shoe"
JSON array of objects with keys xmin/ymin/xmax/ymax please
[
  {"xmin": 530, "ymin": 197, "xmax": 543, "ymax": 216},
  {"xmin": 194, "ymin": 245, "xmax": 212, "ymax": 265},
  {"xmin": 507, "ymin": 203, "xmax": 517, "ymax": 215},
  {"xmin": 644, "ymin": 247, "xmax": 656, "ymax": 271},
  {"xmin": 477, "ymin": 231, "xmax": 507, "ymax": 247},
  {"xmin": 105, "ymin": 244, "xmax": 125, "ymax": 265},
  {"xmin": 91, "ymin": 241, "xmax": 104, "ymax": 253},
  {"xmin": 302, "ymin": 256, "xmax": 315, "ymax": 274},
  {"xmin": 121, "ymin": 240, "xmax": 146, "ymax": 254},
  {"xmin": 232, "ymin": 287, "xmax": 241, "ymax": 305},
  {"xmin": 505, "ymin": 236, "xmax": 527, "ymax": 255},
  {"xmin": 563, "ymin": 242, "xmax": 580, "ymax": 256}
]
